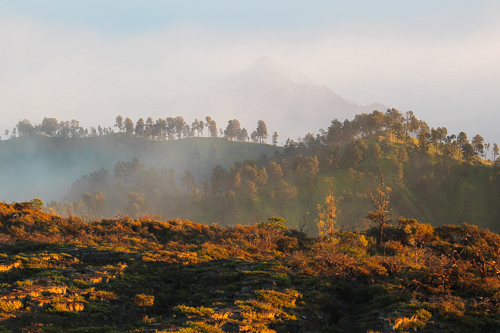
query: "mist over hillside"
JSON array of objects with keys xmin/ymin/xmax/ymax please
[
  {"xmin": 0, "ymin": 135, "xmax": 279, "ymax": 203},
  {"xmin": 164, "ymin": 57, "xmax": 385, "ymax": 141}
]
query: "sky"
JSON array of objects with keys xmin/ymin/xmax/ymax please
[{"xmin": 1, "ymin": 0, "xmax": 500, "ymax": 144}]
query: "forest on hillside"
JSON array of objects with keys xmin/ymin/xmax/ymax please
[
  {"xmin": 6, "ymin": 108, "xmax": 497, "ymax": 233},
  {"xmin": 4, "ymin": 115, "xmax": 276, "ymax": 145}
]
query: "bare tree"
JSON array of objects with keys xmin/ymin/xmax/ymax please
[{"xmin": 367, "ymin": 174, "xmax": 392, "ymax": 247}]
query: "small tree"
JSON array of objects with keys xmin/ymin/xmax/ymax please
[
  {"xmin": 493, "ymin": 143, "xmax": 499, "ymax": 161},
  {"xmin": 31, "ymin": 198, "xmax": 44, "ymax": 211},
  {"xmin": 209, "ymin": 120, "xmax": 218, "ymax": 137},
  {"xmin": 272, "ymin": 131, "xmax": 278, "ymax": 146},
  {"xmin": 316, "ymin": 182, "xmax": 340, "ymax": 238},
  {"xmin": 472, "ymin": 134, "xmax": 485, "ymax": 155},
  {"xmin": 367, "ymin": 174, "xmax": 392, "ymax": 247},
  {"xmin": 224, "ymin": 119, "xmax": 241, "ymax": 141},
  {"xmin": 256, "ymin": 120, "xmax": 268, "ymax": 143},
  {"xmin": 205, "ymin": 116, "xmax": 212, "ymax": 136},
  {"xmin": 174, "ymin": 116, "xmax": 186, "ymax": 139},
  {"xmin": 115, "ymin": 115, "xmax": 124, "ymax": 132},
  {"xmin": 181, "ymin": 170, "xmax": 196, "ymax": 194},
  {"xmin": 41, "ymin": 117, "xmax": 58, "ymax": 137},
  {"xmin": 124, "ymin": 117, "xmax": 134, "ymax": 136},
  {"xmin": 135, "ymin": 118, "xmax": 145, "ymax": 137}
]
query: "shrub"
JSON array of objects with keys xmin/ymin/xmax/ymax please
[
  {"xmin": 258, "ymin": 217, "xmax": 287, "ymax": 231},
  {"xmin": 0, "ymin": 300, "xmax": 22, "ymax": 312},
  {"xmin": 336, "ymin": 231, "xmax": 370, "ymax": 257},
  {"xmin": 14, "ymin": 280, "xmax": 34, "ymax": 287},
  {"xmin": 276, "ymin": 236, "xmax": 298, "ymax": 252},
  {"xmin": 31, "ymin": 198, "xmax": 44, "ymax": 211},
  {"xmin": 391, "ymin": 309, "xmax": 431, "ymax": 331},
  {"xmin": 48, "ymin": 301, "xmax": 84, "ymax": 313},
  {"xmin": 254, "ymin": 289, "xmax": 301, "ymax": 308},
  {"xmin": 432, "ymin": 295, "xmax": 465, "ymax": 318},
  {"xmin": 134, "ymin": 294, "xmax": 154, "ymax": 307}
]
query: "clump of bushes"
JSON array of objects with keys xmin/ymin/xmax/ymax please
[
  {"xmin": 0, "ymin": 300, "xmax": 22, "ymax": 312},
  {"xmin": 134, "ymin": 294, "xmax": 154, "ymax": 307}
]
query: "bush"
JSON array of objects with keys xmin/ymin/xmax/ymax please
[
  {"xmin": 134, "ymin": 294, "xmax": 154, "ymax": 307},
  {"xmin": 0, "ymin": 300, "xmax": 22, "ymax": 312},
  {"xmin": 254, "ymin": 289, "xmax": 301, "ymax": 308}
]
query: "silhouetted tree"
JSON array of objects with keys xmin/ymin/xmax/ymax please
[
  {"xmin": 472, "ymin": 134, "xmax": 485, "ymax": 156},
  {"xmin": 181, "ymin": 170, "xmax": 196, "ymax": 194},
  {"xmin": 69, "ymin": 119, "xmax": 85, "ymax": 138},
  {"xmin": 145, "ymin": 117, "xmax": 154, "ymax": 139},
  {"xmin": 16, "ymin": 119, "xmax": 35, "ymax": 136},
  {"xmin": 41, "ymin": 117, "xmax": 58, "ymax": 137},
  {"xmin": 174, "ymin": 116, "xmax": 186, "ymax": 139},
  {"xmin": 272, "ymin": 131, "xmax": 278, "ymax": 146},
  {"xmin": 205, "ymin": 116, "xmax": 212, "ymax": 136},
  {"xmin": 224, "ymin": 119, "xmax": 241, "ymax": 141},
  {"xmin": 209, "ymin": 120, "xmax": 218, "ymax": 137},
  {"xmin": 462, "ymin": 142, "xmax": 476, "ymax": 163},
  {"xmin": 493, "ymin": 143, "xmax": 499, "ymax": 161},
  {"xmin": 367, "ymin": 174, "xmax": 392, "ymax": 247},
  {"xmin": 135, "ymin": 118, "xmax": 145, "ymax": 137},
  {"xmin": 210, "ymin": 165, "xmax": 226, "ymax": 196},
  {"xmin": 124, "ymin": 117, "xmax": 134, "ymax": 136},
  {"xmin": 457, "ymin": 131, "xmax": 468, "ymax": 158},
  {"xmin": 115, "ymin": 115, "xmax": 124, "ymax": 132},
  {"xmin": 256, "ymin": 120, "xmax": 268, "ymax": 143},
  {"xmin": 237, "ymin": 128, "xmax": 248, "ymax": 142}
]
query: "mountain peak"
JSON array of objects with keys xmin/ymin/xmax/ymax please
[
  {"xmin": 254, "ymin": 56, "xmax": 277, "ymax": 66},
  {"xmin": 245, "ymin": 56, "xmax": 315, "ymax": 86}
]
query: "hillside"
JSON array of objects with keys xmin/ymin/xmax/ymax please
[
  {"xmin": 3, "ymin": 107, "xmax": 499, "ymax": 233},
  {"xmin": 0, "ymin": 202, "xmax": 500, "ymax": 332},
  {"xmin": 0, "ymin": 135, "xmax": 280, "ymax": 203},
  {"xmin": 50, "ymin": 110, "xmax": 500, "ymax": 232}
]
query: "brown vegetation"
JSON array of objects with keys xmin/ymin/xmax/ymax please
[{"xmin": 0, "ymin": 202, "xmax": 499, "ymax": 331}]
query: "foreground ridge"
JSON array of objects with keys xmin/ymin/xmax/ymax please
[{"xmin": 0, "ymin": 202, "xmax": 499, "ymax": 332}]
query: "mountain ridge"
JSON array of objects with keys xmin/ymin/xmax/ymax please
[{"xmin": 164, "ymin": 57, "xmax": 385, "ymax": 140}]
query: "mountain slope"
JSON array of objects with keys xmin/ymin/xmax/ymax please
[{"xmin": 165, "ymin": 57, "xmax": 385, "ymax": 140}]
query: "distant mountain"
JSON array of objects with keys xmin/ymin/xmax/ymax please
[{"xmin": 165, "ymin": 56, "xmax": 385, "ymax": 141}]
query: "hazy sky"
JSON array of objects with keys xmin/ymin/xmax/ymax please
[{"xmin": 1, "ymin": 1, "xmax": 499, "ymax": 143}]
